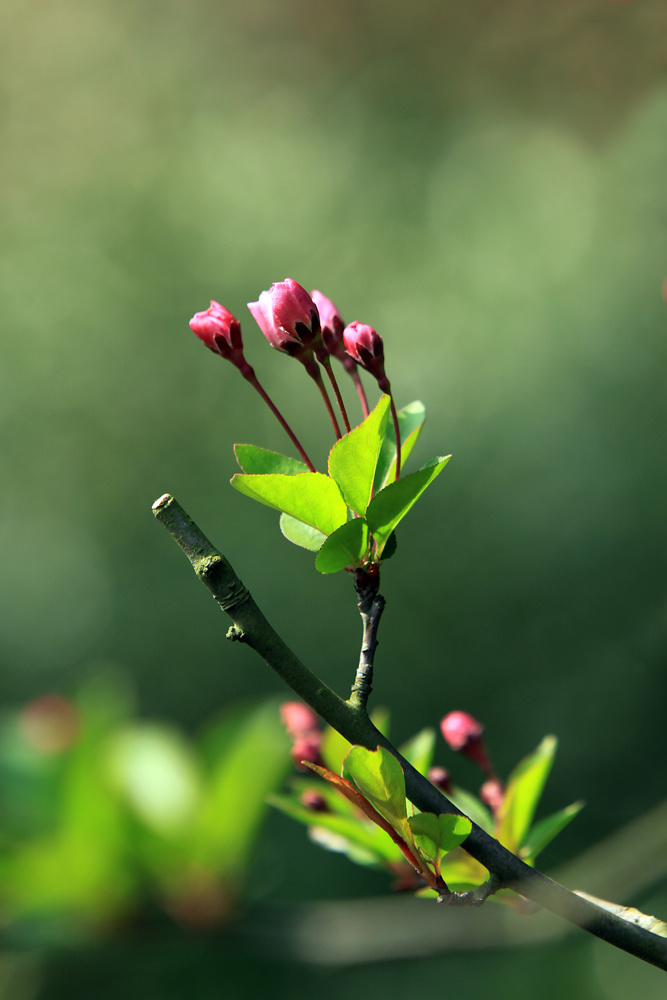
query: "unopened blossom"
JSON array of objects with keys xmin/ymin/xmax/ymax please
[
  {"xmin": 189, "ymin": 301, "xmax": 244, "ymax": 361},
  {"xmin": 248, "ymin": 279, "xmax": 319, "ymax": 355},
  {"xmin": 440, "ymin": 710, "xmax": 493, "ymax": 774}
]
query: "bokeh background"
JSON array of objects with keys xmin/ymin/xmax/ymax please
[{"xmin": 2, "ymin": 0, "xmax": 666, "ymax": 996}]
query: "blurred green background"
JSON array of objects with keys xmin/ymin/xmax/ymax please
[{"xmin": 2, "ymin": 0, "xmax": 666, "ymax": 996}]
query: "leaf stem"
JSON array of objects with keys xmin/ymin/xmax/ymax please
[{"xmin": 152, "ymin": 494, "xmax": 667, "ymax": 973}]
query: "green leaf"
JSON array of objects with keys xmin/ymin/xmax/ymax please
[
  {"xmin": 343, "ymin": 746, "xmax": 408, "ymax": 832},
  {"xmin": 520, "ymin": 800, "xmax": 584, "ymax": 863},
  {"xmin": 398, "ymin": 729, "xmax": 436, "ymax": 776},
  {"xmin": 230, "ymin": 472, "xmax": 347, "ymax": 537},
  {"xmin": 366, "ymin": 456, "xmax": 451, "ymax": 554},
  {"xmin": 267, "ymin": 793, "xmax": 403, "ymax": 865},
  {"xmin": 374, "ymin": 400, "xmax": 426, "ymax": 492},
  {"xmin": 234, "ymin": 444, "xmax": 309, "ymax": 476},
  {"xmin": 328, "ymin": 396, "xmax": 391, "ymax": 515},
  {"xmin": 315, "ymin": 519, "xmax": 369, "ymax": 574},
  {"xmin": 447, "ymin": 787, "xmax": 495, "ymax": 835},
  {"xmin": 408, "ymin": 812, "xmax": 472, "ymax": 867},
  {"xmin": 280, "ymin": 514, "xmax": 327, "ymax": 552},
  {"xmin": 497, "ymin": 736, "xmax": 557, "ymax": 853}
]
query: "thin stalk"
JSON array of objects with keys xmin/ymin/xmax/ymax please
[
  {"xmin": 350, "ymin": 366, "xmax": 370, "ymax": 418},
  {"xmin": 319, "ymin": 356, "xmax": 351, "ymax": 433},
  {"xmin": 240, "ymin": 364, "xmax": 316, "ymax": 471},
  {"xmin": 349, "ymin": 573, "xmax": 385, "ymax": 711},
  {"xmin": 303, "ymin": 359, "xmax": 342, "ymax": 439}
]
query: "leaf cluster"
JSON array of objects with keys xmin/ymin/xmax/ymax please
[{"xmin": 232, "ymin": 398, "xmax": 449, "ymax": 573}]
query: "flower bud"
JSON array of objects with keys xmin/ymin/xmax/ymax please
[
  {"xmin": 427, "ymin": 766, "xmax": 453, "ymax": 794},
  {"xmin": 343, "ymin": 321, "xmax": 389, "ymax": 391},
  {"xmin": 280, "ymin": 701, "xmax": 319, "ymax": 737},
  {"xmin": 440, "ymin": 710, "xmax": 492, "ymax": 773},
  {"xmin": 19, "ymin": 694, "xmax": 80, "ymax": 754},
  {"xmin": 189, "ymin": 301, "xmax": 244, "ymax": 361},
  {"xmin": 479, "ymin": 778, "xmax": 504, "ymax": 817},
  {"xmin": 290, "ymin": 732, "xmax": 323, "ymax": 771},
  {"xmin": 248, "ymin": 279, "xmax": 319, "ymax": 355},
  {"xmin": 300, "ymin": 790, "xmax": 328, "ymax": 812},
  {"xmin": 311, "ymin": 290, "xmax": 347, "ymax": 359}
]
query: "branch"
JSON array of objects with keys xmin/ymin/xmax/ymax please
[{"xmin": 152, "ymin": 494, "xmax": 667, "ymax": 972}]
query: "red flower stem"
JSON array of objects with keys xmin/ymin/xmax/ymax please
[
  {"xmin": 241, "ymin": 368, "xmax": 316, "ymax": 471},
  {"xmin": 389, "ymin": 395, "xmax": 401, "ymax": 479},
  {"xmin": 350, "ymin": 367, "xmax": 370, "ymax": 418},
  {"xmin": 304, "ymin": 362, "xmax": 342, "ymax": 439},
  {"xmin": 320, "ymin": 357, "xmax": 351, "ymax": 433}
]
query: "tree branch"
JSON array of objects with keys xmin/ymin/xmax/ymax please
[{"xmin": 152, "ymin": 493, "xmax": 667, "ymax": 972}]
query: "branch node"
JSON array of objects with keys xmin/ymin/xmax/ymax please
[{"xmin": 226, "ymin": 624, "xmax": 246, "ymax": 642}]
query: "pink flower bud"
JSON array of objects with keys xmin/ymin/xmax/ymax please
[
  {"xmin": 189, "ymin": 301, "xmax": 244, "ymax": 360},
  {"xmin": 311, "ymin": 290, "xmax": 345, "ymax": 357},
  {"xmin": 248, "ymin": 279, "xmax": 319, "ymax": 355},
  {"xmin": 290, "ymin": 732, "xmax": 323, "ymax": 771},
  {"xmin": 19, "ymin": 694, "xmax": 80, "ymax": 754},
  {"xmin": 280, "ymin": 701, "xmax": 319, "ymax": 737},
  {"xmin": 343, "ymin": 321, "xmax": 389, "ymax": 390},
  {"xmin": 440, "ymin": 710, "xmax": 492, "ymax": 773},
  {"xmin": 299, "ymin": 790, "xmax": 328, "ymax": 812},
  {"xmin": 479, "ymin": 778, "xmax": 504, "ymax": 817},
  {"xmin": 427, "ymin": 766, "xmax": 453, "ymax": 794}
]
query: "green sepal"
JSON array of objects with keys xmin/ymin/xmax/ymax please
[
  {"xmin": 374, "ymin": 400, "xmax": 426, "ymax": 492},
  {"xmin": 230, "ymin": 472, "xmax": 347, "ymax": 537},
  {"xmin": 328, "ymin": 396, "xmax": 390, "ymax": 515},
  {"xmin": 408, "ymin": 812, "xmax": 472, "ymax": 869},
  {"xmin": 520, "ymin": 800, "xmax": 584, "ymax": 863},
  {"xmin": 234, "ymin": 444, "xmax": 309, "ymax": 476},
  {"xmin": 497, "ymin": 735, "xmax": 557, "ymax": 853},
  {"xmin": 366, "ymin": 456, "xmax": 451, "ymax": 555},
  {"xmin": 280, "ymin": 514, "xmax": 327, "ymax": 552},
  {"xmin": 315, "ymin": 519, "xmax": 370, "ymax": 574}
]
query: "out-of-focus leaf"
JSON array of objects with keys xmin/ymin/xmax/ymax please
[
  {"xmin": 328, "ymin": 396, "xmax": 390, "ymax": 515},
  {"xmin": 280, "ymin": 513, "xmax": 326, "ymax": 552},
  {"xmin": 315, "ymin": 519, "xmax": 369, "ymax": 574},
  {"xmin": 374, "ymin": 401, "xmax": 426, "ymax": 492},
  {"xmin": 267, "ymin": 793, "xmax": 403, "ymax": 864},
  {"xmin": 192, "ymin": 701, "xmax": 290, "ymax": 875},
  {"xmin": 520, "ymin": 800, "xmax": 584, "ymax": 862},
  {"xmin": 398, "ymin": 728, "xmax": 436, "ymax": 776},
  {"xmin": 366, "ymin": 457, "xmax": 451, "ymax": 554},
  {"xmin": 497, "ymin": 735, "xmax": 557, "ymax": 853},
  {"xmin": 234, "ymin": 444, "xmax": 308, "ymax": 476},
  {"xmin": 447, "ymin": 787, "xmax": 495, "ymax": 835},
  {"xmin": 230, "ymin": 472, "xmax": 347, "ymax": 537}
]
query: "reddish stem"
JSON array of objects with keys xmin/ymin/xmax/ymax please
[
  {"xmin": 320, "ymin": 357, "xmax": 351, "ymax": 433},
  {"xmin": 350, "ymin": 367, "xmax": 370, "ymax": 418},
  {"xmin": 240, "ymin": 365, "xmax": 316, "ymax": 471},
  {"xmin": 303, "ymin": 360, "xmax": 342, "ymax": 440}
]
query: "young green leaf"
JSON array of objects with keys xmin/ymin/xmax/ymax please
[
  {"xmin": 374, "ymin": 400, "xmax": 426, "ymax": 492},
  {"xmin": 408, "ymin": 812, "xmax": 472, "ymax": 873},
  {"xmin": 366, "ymin": 456, "xmax": 451, "ymax": 554},
  {"xmin": 447, "ymin": 787, "xmax": 495, "ymax": 835},
  {"xmin": 315, "ymin": 519, "xmax": 370, "ymax": 574},
  {"xmin": 520, "ymin": 800, "xmax": 584, "ymax": 863},
  {"xmin": 328, "ymin": 396, "xmax": 391, "ymax": 515},
  {"xmin": 343, "ymin": 745, "xmax": 408, "ymax": 830},
  {"xmin": 496, "ymin": 735, "xmax": 557, "ymax": 853},
  {"xmin": 280, "ymin": 514, "xmax": 327, "ymax": 552},
  {"xmin": 230, "ymin": 472, "xmax": 347, "ymax": 537},
  {"xmin": 234, "ymin": 444, "xmax": 309, "ymax": 476}
]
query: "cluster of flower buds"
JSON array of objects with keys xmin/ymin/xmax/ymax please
[
  {"xmin": 280, "ymin": 701, "xmax": 323, "ymax": 772},
  {"xmin": 189, "ymin": 279, "xmax": 400, "ymax": 475},
  {"xmin": 439, "ymin": 710, "xmax": 505, "ymax": 818}
]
